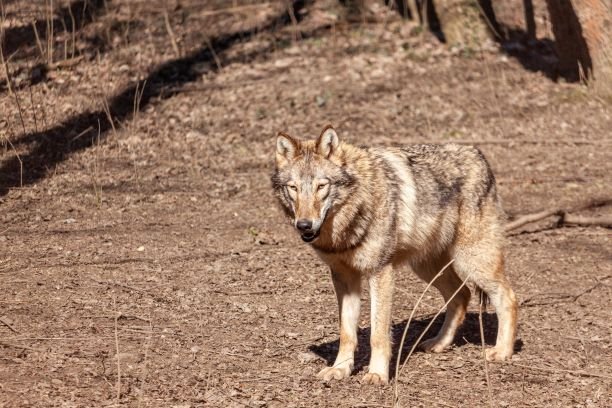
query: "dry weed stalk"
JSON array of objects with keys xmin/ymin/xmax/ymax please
[
  {"xmin": 163, "ymin": 9, "xmax": 180, "ymax": 57},
  {"xmin": 1, "ymin": 132, "xmax": 23, "ymax": 188},
  {"xmin": 67, "ymin": 1, "xmax": 77, "ymax": 58},
  {"xmin": 0, "ymin": 24, "xmax": 24, "ymax": 187},
  {"xmin": 28, "ymin": 86, "xmax": 39, "ymax": 133},
  {"xmin": 393, "ymin": 259, "xmax": 454, "ymax": 403},
  {"xmin": 102, "ymin": 96, "xmax": 117, "ymax": 138},
  {"xmin": 91, "ymin": 120, "xmax": 102, "ymax": 207},
  {"xmin": 46, "ymin": 0, "xmax": 54, "ymax": 65},
  {"xmin": 479, "ymin": 291, "xmax": 494, "ymax": 407},
  {"xmin": 113, "ymin": 291, "xmax": 121, "ymax": 403},
  {"xmin": 133, "ymin": 80, "xmax": 147, "ymax": 123},
  {"xmin": 285, "ymin": 0, "xmax": 301, "ymax": 41},
  {"xmin": 31, "ymin": 21, "xmax": 47, "ymax": 61},
  {"xmin": 205, "ymin": 37, "xmax": 222, "ymax": 71},
  {"xmin": 394, "ymin": 272, "xmax": 474, "ymax": 407}
]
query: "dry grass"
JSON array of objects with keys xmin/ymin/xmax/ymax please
[{"xmin": 0, "ymin": 1, "xmax": 611, "ymax": 407}]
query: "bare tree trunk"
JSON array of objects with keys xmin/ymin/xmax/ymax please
[
  {"xmin": 546, "ymin": 0, "xmax": 611, "ymax": 91},
  {"xmin": 435, "ymin": 0, "xmax": 492, "ymax": 48},
  {"xmin": 545, "ymin": 0, "xmax": 593, "ymax": 81},
  {"xmin": 577, "ymin": 0, "xmax": 612, "ymax": 95},
  {"xmin": 339, "ymin": 0, "xmax": 389, "ymax": 22}
]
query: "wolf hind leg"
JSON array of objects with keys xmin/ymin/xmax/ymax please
[
  {"xmin": 452, "ymin": 244, "xmax": 518, "ymax": 361},
  {"xmin": 413, "ymin": 259, "xmax": 471, "ymax": 353}
]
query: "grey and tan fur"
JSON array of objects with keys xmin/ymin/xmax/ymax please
[{"xmin": 271, "ymin": 125, "xmax": 518, "ymax": 385}]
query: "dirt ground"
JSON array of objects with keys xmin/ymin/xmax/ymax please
[{"xmin": 1, "ymin": 1, "xmax": 611, "ymax": 407}]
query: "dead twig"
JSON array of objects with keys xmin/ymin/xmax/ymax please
[
  {"xmin": 194, "ymin": 3, "xmax": 274, "ymax": 18},
  {"xmin": 88, "ymin": 277, "xmax": 146, "ymax": 293},
  {"xmin": 505, "ymin": 197, "xmax": 612, "ymax": 232},
  {"xmin": 0, "ymin": 317, "xmax": 18, "ymax": 333},
  {"xmin": 47, "ymin": 55, "xmax": 84, "ymax": 70},
  {"xmin": 211, "ymin": 289, "xmax": 274, "ymax": 296},
  {"xmin": 0, "ymin": 341, "xmax": 41, "ymax": 352},
  {"xmin": 521, "ymin": 275, "xmax": 611, "ymax": 307},
  {"xmin": 70, "ymin": 125, "xmax": 94, "ymax": 142},
  {"xmin": 506, "ymin": 361, "xmax": 612, "ymax": 380}
]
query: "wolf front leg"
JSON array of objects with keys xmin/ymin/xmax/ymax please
[
  {"xmin": 362, "ymin": 264, "xmax": 394, "ymax": 385},
  {"xmin": 317, "ymin": 266, "xmax": 361, "ymax": 381}
]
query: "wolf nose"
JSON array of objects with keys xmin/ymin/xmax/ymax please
[{"xmin": 296, "ymin": 219, "xmax": 313, "ymax": 232}]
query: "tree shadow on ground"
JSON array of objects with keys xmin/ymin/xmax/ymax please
[
  {"xmin": 310, "ymin": 311, "xmax": 523, "ymax": 380},
  {"xmin": 0, "ymin": 0, "xmax": 315, "ymax": 197}
]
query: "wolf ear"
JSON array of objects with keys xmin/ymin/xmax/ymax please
[
  {"xmin": 276, "ymin": 132, "xmax": 299, "ymax": 164},
  {"xmin": 316, "ymin": 125, "xmax": 339, "ymax": 158}
]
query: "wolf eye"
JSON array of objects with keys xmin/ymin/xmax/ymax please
[
  {"xmin": 317, "ymin": 184, "xmax": 327, "ymax": 191},
  {"xmin": 287, "ymin": 185, "xmax": 297, "ymax": 192}
]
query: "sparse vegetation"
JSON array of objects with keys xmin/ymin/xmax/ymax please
[{"xmin": 0, "ymin": 1, "xmax": 610, "ymax": 407}]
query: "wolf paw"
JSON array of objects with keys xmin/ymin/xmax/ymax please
[
  {"xmin": 485, "ymin": 347, "xmax": 512, "ymax": 362},
  {"xmin": 361, "ymin": 372, "xmax": 388, "ymax": 385},
  {"xmin": 317, "ymin": 366, "xmax": 352, "ymax": 381},
  {"xmin": 419, "ymin": 336, "xmax": 450, "ymax": 353}
]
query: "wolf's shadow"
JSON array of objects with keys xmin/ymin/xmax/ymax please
[{"xmin": 309, "ymin": 312, "xmax": 522, "ymax": 379}]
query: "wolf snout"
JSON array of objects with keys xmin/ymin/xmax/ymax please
[
  {"xmin": 296, "ymin": 219, "xmax": 320, "ymax": 242},
  {"xmin": 296, "ymin": 219, "xmax": 313, "ymax": 232}
]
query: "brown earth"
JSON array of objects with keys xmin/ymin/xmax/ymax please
[{"xmin": 1, "ymin": 1, "xmax": 611, "ymax": 407}]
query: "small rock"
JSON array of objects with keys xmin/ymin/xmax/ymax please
[
  {"xmin": 116, "ymin": 352, "xmax": 143, "ymax": 364},
  {"xmin": 298, "ymin": 352, "xmax": 318, "ymax": 364}
]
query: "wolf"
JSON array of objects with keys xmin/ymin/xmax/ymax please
[{"xmin": 271, "ymin": 125, "xmax": 518, "ymax": 385}]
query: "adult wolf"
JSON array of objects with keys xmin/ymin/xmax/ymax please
[{"xmin": 271, "ymin": 125, "xmax": 518, "ymax": 385}]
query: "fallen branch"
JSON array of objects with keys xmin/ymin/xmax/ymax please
[
  {"xmin": 562, "ymin": 214, "xmax": 612, "ymax": 227},
  {"xmin": 505, "ymin": 197, "xmax": 612, "ymax": 233}
]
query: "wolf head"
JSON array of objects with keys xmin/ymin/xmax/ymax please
[{"xmin": 271, "ymin": 125, "xmax": 355, "ymax": 243}]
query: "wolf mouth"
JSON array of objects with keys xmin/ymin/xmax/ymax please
[{"xmin": 301, "ymin": 230, "xmax": 320, "ymax": 243}]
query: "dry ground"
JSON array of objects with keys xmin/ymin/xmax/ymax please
[{"xmin": 1, "ymin": 1, "xmax": 611, "ymax": 407}]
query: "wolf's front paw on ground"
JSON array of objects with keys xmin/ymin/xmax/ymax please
[
  {"xmin": 361, "ymin": 372, "xmax": 389, "ymax": 385},
  {"xmin": 485, "ymin": 347, "xmax": 514, "ymax": 362},
  {"xmin": 317, "ymin": 365, "xmax": 353, "ymax": 381}
]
